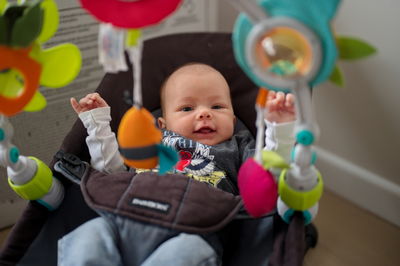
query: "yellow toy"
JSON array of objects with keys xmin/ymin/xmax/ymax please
[{"xmin": 0, "ymin": 0, "xmax": 81, "ymax": 210}]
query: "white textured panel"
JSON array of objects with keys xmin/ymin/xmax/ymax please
[{"xmin": 143, "ymin": 0, "xmax": 218, "ymax": 39}]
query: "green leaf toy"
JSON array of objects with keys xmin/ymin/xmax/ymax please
[{"xmin": 329, "ymin": 36, "xmax": 377, "ymax": 87}]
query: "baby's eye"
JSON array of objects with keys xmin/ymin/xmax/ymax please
[
  {"xmin": 211, "ymin": 105, "xmax": 223, "ymax": 110},
  {"xmin": 181, "ymin": 106, "xmax": 193, "ymax": 112}
]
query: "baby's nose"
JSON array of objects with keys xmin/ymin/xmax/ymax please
[{"xmin": 197, "ymin": 109, "xmax": 212, "ymax": 120}]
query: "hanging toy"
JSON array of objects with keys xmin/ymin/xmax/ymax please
[
  {"xmin": 117, "ymin": 107, "xmax": 178, "ymax": 174},
  {"xmin": 238, "ymin": 89, "xmax": 279, "ymax": 217},
  {"xmin": 78, "ymin": 0, "xmax": 182, "ymax": 29},
  {"xmin": 231, "ymin": 0, "xmax": 341, "ymax": 224},
  {"xmin": 76, "ymin": 0, "xmax": 182, "ymax": 173},
  {"xmin": 77, "ymin": 0, "xmax": 182, "ymax": 75},
  {"xmin": 0, "ymin": 0, "xmax": 81, "ymax": 116},
  {"xmin": 0, "ymin": 0, "xmax": 81, "ymax": 210}
]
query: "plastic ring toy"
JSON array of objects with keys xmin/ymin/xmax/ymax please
[
  {"xmin": 281, "ymin": 208, "xmax": 313, "ymax": 225},
  {"xmin": 296, "ymin": 130, "xmax": 315, "ymax": 146},
  {"xmin": 8, "ymin": 157, "xmax": 53, "ymax": 200},
  {"xmin": 0, "ymin": 46, "xmax": 42, "ymax": 116},
  {"xmin": 79, "ymin": 0, "xmax": 182, "ymax": 28},
  {"xmin": 278, "ymin": 168, "xmax": 323, "ymax": 211}
]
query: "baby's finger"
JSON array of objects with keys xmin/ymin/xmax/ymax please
[
  {"xmin": 285, "ymin": 94, "xmax": 295, "ymax": 107},
  {"xmin": 273, "ymin": 92, "xmax": 285, "ymax": 109},
  {"xmin": 83, "ymin": 93, "xmax": 97, "ymax": 105},
  {"xmin": 79, "ymin": 97, "xmax": 92, "ymax": 107},
  {"xmin": 95, "ymin": 94, "xmax": 109, "ymax": 107},
  {"xmin": 87, "ymin": 93, "xmax": 106, "ymax": 107},
  {"xmin": 266, "ymin": 91, "xmax": 276, "ymax": 109},
  {"xmin": 88, "ymin": 93, "xmax": 99, "ymax": 101},
  {"xmin": 276, "ymin": 92, "xmax": 286, "ymax": 105},
  {"xmin": 70, "ymin": 98, "xmax": 82, "ymax": 113},
  {"xmin": 267, "ymin": 90, "xmax": 276, "ymax": 100},
  {"xmin": 276, "ymin": 91, "xmax": 284, "ymax": 99}
]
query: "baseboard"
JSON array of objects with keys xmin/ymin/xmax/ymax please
[
  {"xmin": 0, "ymin": 200, "xmax": 27, "ymax": 229},
  {"xmin": 315, "ymin": 146, "xmax": 400, "ymax": 228}
]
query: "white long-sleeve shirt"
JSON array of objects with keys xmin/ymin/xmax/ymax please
[{"xmin": 79, "ymin": 107, "xmax": 295, "ymax": 190}]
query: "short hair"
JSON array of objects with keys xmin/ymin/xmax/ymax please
[{"xmin": 159, "ymin": 62, "xmax": 229, "ymax": 114}]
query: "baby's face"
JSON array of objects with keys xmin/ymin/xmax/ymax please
[{"xmin": 158, "ymin": 66, "xmax": 235, "ymax": 146}]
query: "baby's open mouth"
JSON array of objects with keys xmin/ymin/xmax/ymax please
[{"xmin": 194, "ymin": 127, "xmax": 216, "ymax": 134}]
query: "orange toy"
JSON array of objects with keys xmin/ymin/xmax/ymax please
[
  {"xmin": 117, "ymin": 106, "xmax": 162, "ymax": 169},
  {"xmin": 0, "ymin": 46, "xmax": 41, "ymax": 116}
]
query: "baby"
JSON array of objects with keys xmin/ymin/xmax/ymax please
[
  {"xmin": 61, "ymin": 63, "xmax": 296, "ymax": 266},
  {"xmin": 71, "ymin": 63, "xmax": 295, "ymax": 184}
]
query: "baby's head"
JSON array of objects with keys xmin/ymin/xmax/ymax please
[{"xmin": 158, "ymin": 63, "xmax": 236, "ymax": 146}]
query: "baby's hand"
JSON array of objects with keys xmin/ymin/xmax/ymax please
[
  {"xmin": 265, "ymin": 91, "xmax": 296, "ymax": 123},
  {"xmin": 70, "ymin": 93, "xmax": 109, "ymax": 114}
]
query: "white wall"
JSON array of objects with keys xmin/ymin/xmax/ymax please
[
  {"xmin": 218, "ymin": 0, "xmax": 400, "ymax": 227},
  {"xmin": 314, "ymin": 0, "xmax": 400, "ymax": 227}
]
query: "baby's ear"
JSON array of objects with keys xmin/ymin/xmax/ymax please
[
  {"xmin": 233, "ymin": 115, "xmax": 237, "ymax": 125},
  {"xmin": 157, "ymin": 117, "xmax": 166, "ymax": 129}
]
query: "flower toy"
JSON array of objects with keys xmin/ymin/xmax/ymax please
[
  {"xmin": 0, "ymin": 0, "xmax": 81, "ymax": 116},
  {"xmin": 0, "ymin": 0, "xmax": 81, "ymax": 210},
  {"xmin": 77, "ymin": 0, "xmax": 182, "ymax": 172},
  {"xmin": 232, "ymin": 0, "xmax": 342, "ymax": 224}
]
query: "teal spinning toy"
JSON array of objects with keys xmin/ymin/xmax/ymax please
[{"xmin": 231, "ymin": 0, "xmax": 341, "ymax": 224}]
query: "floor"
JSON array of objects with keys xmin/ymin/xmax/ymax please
[
  {"xmin": 0, "ymin": 227, "xmax": 10, "ymax": 251},
  {"xmin": 304, "ymin": 190, "xmax": 400, "ymax": 266},
  {"xmin": 1, "ymin": 190, "xmax": 399, "ymax": 265}
]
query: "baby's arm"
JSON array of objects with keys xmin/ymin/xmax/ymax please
[
  {"xmin": 71, "ymin": 93, "xmax": 126, "ymax": 173},
  {"xmin": 264, "ymin": 91, "xmax": 296, "ymax": 162}
]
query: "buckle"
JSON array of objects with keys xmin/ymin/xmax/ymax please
[
  {"xmin": 62, "ymin": 153, "xmax": 81, "ymax": 166},
  {"xmin": 54, "ymin": 150, "xmax": 87, "ymax": 183},
  {"xmin": 55, "ymin": 150, "xmax": 81, "ymax": 166}
]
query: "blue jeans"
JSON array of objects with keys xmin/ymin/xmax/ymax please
[
  {"xmin": 141, "ymin": 233, "xmax": 219, "ymax": 266},
  {"xmin": 58, "ymin": 213, "xmax": 219, "ymax": 266}
]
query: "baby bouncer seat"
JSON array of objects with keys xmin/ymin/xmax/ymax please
[{"xmin": 0, "ymin": 32, "xmax": 317, "ymax": 266}]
